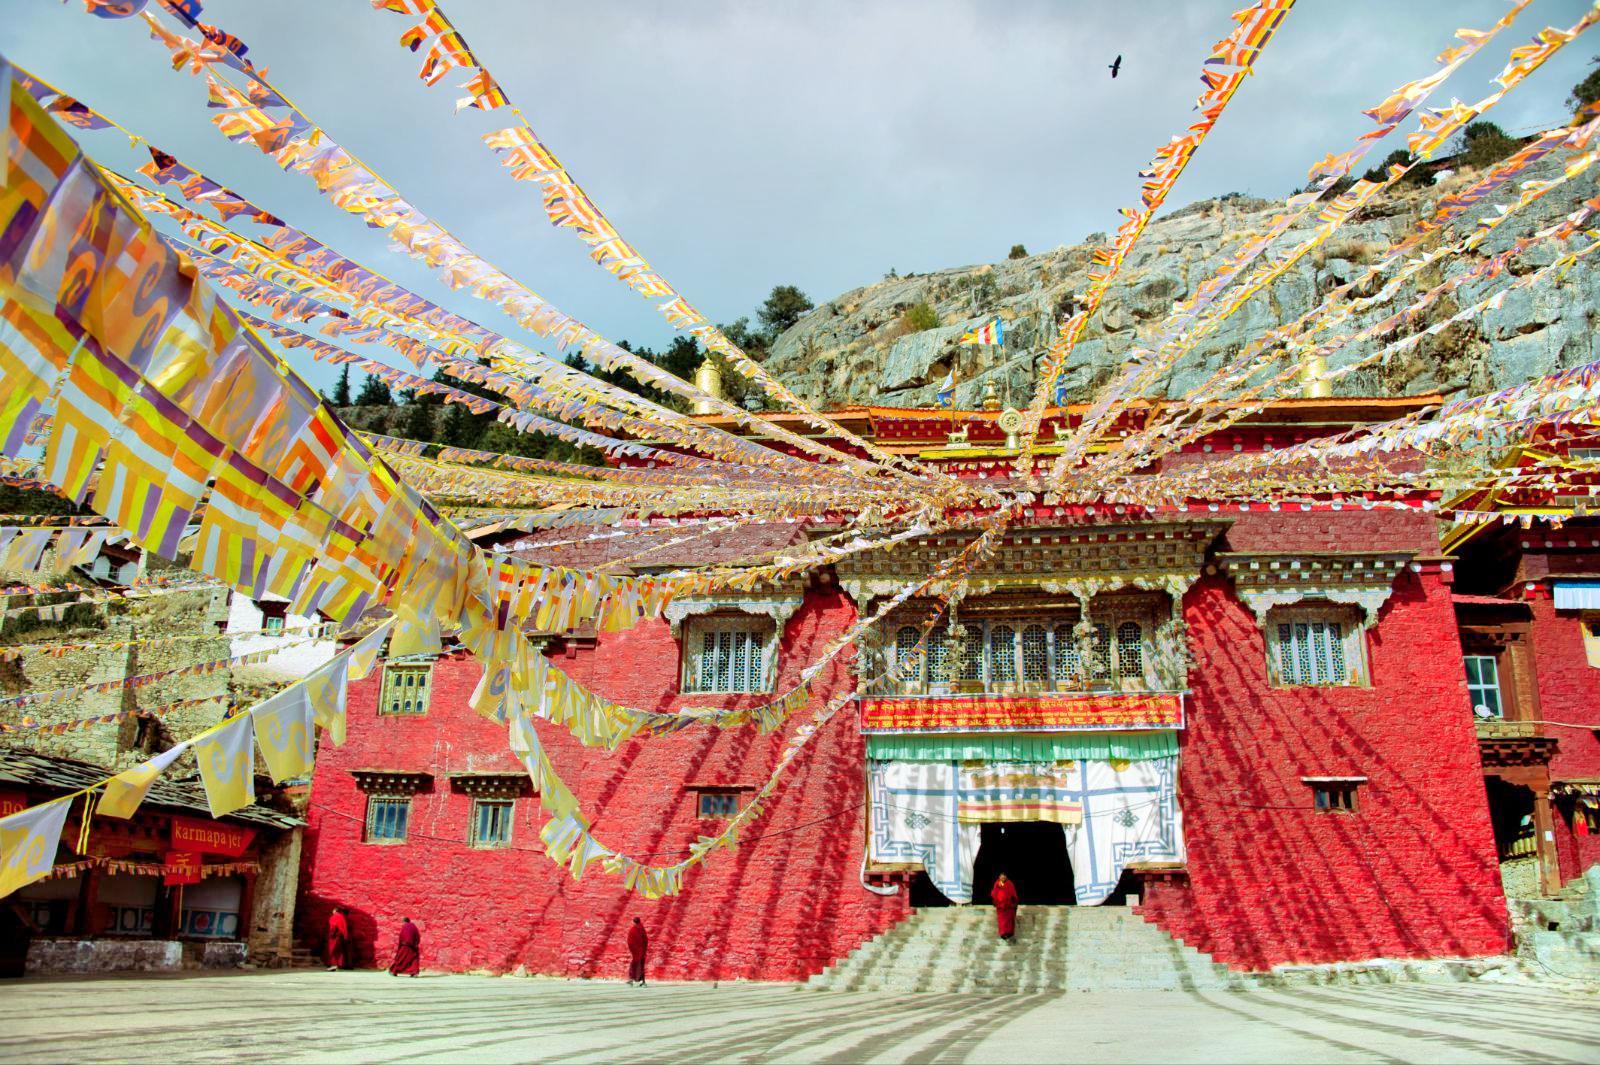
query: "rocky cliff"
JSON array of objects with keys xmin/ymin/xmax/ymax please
[{"xmin": 761, "ymin": 159, "xmax": 1600, "ymax": 410}]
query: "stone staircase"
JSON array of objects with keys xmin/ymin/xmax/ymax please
[
  {"xmin": 807, "ymin": 905, "xmax": 1241, "ymax": 993},
  {"xmin": 1509, "ymin": 865, "xmax": 1600, "ymax": 982}
]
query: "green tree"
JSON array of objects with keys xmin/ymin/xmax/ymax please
[
  {"xmin": 438, "ymin": 401, "xmax": 479, "ymax": 449},
  {"xmin": 1008, "ymin": 244, "xmax": 1028, "ymax": 260},
  {"xmin": 902, "ymin": 302, "xmax": 939, "ymax": 332},
  {"xmin": 720, "ymin": 316, "xmax": 769, "ymax": 358},
  {"xmin": 355, "ymin": 374, "xmax": 392, "ymax": 406},
  {"xmin": 757, "ymin": 284, "xmax": 813, "ymax": 337},
  {"xmin": 400, "ymin": 401, "xmax": 435, "ymax": 443},
  {"xmin": 1361, "ymin": 148, "xmax": 1433, "ymax": 188},
  {"xmin": 1569, "ymin": 57, "xmax": 1600, "ymax": 115},
  {"xmin": 331, "ymin": 365, "xmax": 351, "ymax": 406},
  {"xmin": 1457, "ymin": 121, "xmax": 1518, "ymax": 170}
]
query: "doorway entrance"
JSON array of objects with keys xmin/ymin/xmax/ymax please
[{"xmin": 972, "ymin": 822, "xmax": 1075, "ymax": 905}]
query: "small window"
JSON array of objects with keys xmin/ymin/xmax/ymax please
[
  {"xmin": 1306, "ymin": 779, "xmax": 1362, "ymax": 813},
  {"xmin": 379, "ymin": 662, "xmax": 433, "ymax": 715},
  {"xmin": 697, "ymin": 791, "xmax": 740, "ymax": 818},
  {"xmin": 1090, "ymin": 623, "xmax": 1112, "ymax": 681},
  {"xmin": 470, "ymin": 799, "xmax": 514, "ymax": 848},
  {"xmin": 263, "ymin": 614, "xmax": 286, "ymax": 635},
  {"xmin": 1269, "ymin": 607, "xmax": 1363, "ymax": 686},
  {"xmin": 894, "ymin": 626, "xmax": 921, "ymax": 684},
  {"xmin": 925, "ymin": 630, "xmax": 951, "ymax": 688},
  {"xmin": 682, "ymin": 617, "xmax": 775, "ymax": 694},
  {"xmin": 1116, "ymin": 621, "xmax": 1145, "ymax": 679},
  {"xmin": 1464, "ymin": 655, "xmax": 1502, "ymax": 719},
  {"xmin": 1021, "ymin": 625, "xmax": 1049, "ymax": 685},
  {"xmin": 957, "ymin": 627, "xmax": 984, "ymax": 683},
  {"xmin": 1583, "ymin": 619, "xmax": 1600, "ymax": 668},
  {"xmin": 366, "ymin": 797, "xmax": 410, "ymax": 842},
  {"xmin": 1053, "ymin": 624, "xmax": 1082, "ymax": 687}
]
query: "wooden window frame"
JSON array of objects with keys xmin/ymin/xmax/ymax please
[
  {"xmin": 365, "ymin": 796, "xmax": 411, "ymax": 844},
  {"xmin": 1266, "ymin": 605, "xmax": 1367, "ymax": 688},
  {"xmin": 378, "ymin": 661, "xmax": 434, "ymax": 716},
  {"xmin": 680, "ymin": 615, "xmax": 777, "ymax": 695},
  {"xmin": 695, "ymin": 790, "xmax": 741, "ymax": 819},
  {"xmin": 1463, "ymin": 653, "xmax": 1504, "ymax": 720},
  {"xmin": 468, "ymin": 798, "xmax": 515, "ymax": 849},
  {"xmin": 1304, "ymin": 777, "xmax": 1364, "ymax": 813}
]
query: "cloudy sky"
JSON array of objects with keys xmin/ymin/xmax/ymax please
[{"xmin": 0, "ymin": 0, "xmax": 1594, "ymax": 379}]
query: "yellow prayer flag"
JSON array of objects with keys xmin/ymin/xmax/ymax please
[
  {"xmin": 0, "ymin": 797, "xmax": 72, "ymax": 899},
  {"xmin": 98, "ymin": 743, "xmax": 188, "ymax": 819},
  {"xmin": 192, "ymin": 713, "xmax": 256, "ymax": 818},
  {"xmin": 251, "ymin": 685, "xmax": 316, "ymax": 784}
]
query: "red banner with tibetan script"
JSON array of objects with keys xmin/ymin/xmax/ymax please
[
  {"xmin": 163, "ymin": 851, "xmax": 202, "ymax": 886},
  {"xmin": 171, "ymin": 815, "xmax": 255, "ymax": 857},
  {"xmin": 859, "ymin": 693, "xmax": 1183, "ymax": 732}
]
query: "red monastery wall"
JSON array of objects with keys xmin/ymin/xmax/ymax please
[
  {"xmin": 1524, "ymin": 593, "xmax": 1600, "ymax": 880},
  {"xmin": 1137, "ymin": 568, "xmax": 1512, "ymax": 971},
  {"xmin": 300, "ymin": 587, "xmax": 912, "ymax": 980}
]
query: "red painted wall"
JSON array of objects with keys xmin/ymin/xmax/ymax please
[
  {"xmin": 1137, "ymin": 569, "xmax": 1512, "ymax": 971},
  {"xmin": 1524, "ymin": 594, "xmax": 1600, "ymax": 881},
  {"xmin": 299, "ymin": 586, "xmax": 912, "ymax": 980}
]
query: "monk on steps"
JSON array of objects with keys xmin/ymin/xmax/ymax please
[{"xmin": 991, "ymin": 873, "xmax": 1019, "ymax": 941}]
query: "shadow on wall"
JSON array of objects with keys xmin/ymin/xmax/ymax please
[{"xmin": 1137, "ymin": 573, "xmax": 1510, "ymax": 971}]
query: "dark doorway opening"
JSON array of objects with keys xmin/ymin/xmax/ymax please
[
  {"xmin": 973, "ymin": 822, "xmax": 1075, "ymax": 905},
  {"xmin": 1484, "ymin": 776, "xmax": 1537, "ymax": 861}
]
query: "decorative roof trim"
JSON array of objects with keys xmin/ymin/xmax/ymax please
[
  {"xmin": 663, "ymin": 594, "xmax": 804, "ymax": 637},
  {"xmin": 1215, "ymin": 551, "xmax": 1414, "ymax": 628},
  {"xmin": 350, "ymin": 770, "xmax": 433, "ymax": 796}
]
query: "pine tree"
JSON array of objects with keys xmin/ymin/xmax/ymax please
[
  {"xmin": 439, "ymin": 402, "xmax": 477, "ymax": 448},
  {"xmin": 355, "ymin": 374, "xmax": 392, "ymax": 406},
  {"xmin": 331, "ymin": 366, "xmax": 352, "ymax": 406},
  {"xmin": 400, "ymin": 401, "xmax": 435, "ymax": 443}
]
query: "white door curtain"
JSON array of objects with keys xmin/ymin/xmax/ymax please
[{"xmin": 867, "ymin": 753, "xmax": 1184, "ymax": 905}]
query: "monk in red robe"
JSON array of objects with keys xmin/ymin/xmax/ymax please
[
  {"xmin": 325, "ymin": 907, "xmax": 349, "ymax": 971},
  {"xmin": 991, "ymin": 874, "xmax": 1019, "ymax": 941},
  {"xmin": 626, "ymin": 917, "xmax": 648, "ymax": 986},
  {"xmin": 389, "ymin": 917, "xmax": 421, "ymax": 977}
]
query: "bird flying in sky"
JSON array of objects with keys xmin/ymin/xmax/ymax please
[{"xmin": 1109, "ymin": 54, "xmax": 1122, "ymax": 78}]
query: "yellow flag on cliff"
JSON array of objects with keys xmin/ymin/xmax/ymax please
[
  {"xmin": 98, "ymin": 743, "xmax": 188, "ymax": 819},
  {"xmin": 193, "ymin": 713, "xmax": 256, "ymax": 817},
  {"xmin": 0, "ymin": 797, "xmax": 72, "ymax": 898}
]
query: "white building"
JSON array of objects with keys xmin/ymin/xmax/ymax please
[{"xmin": 225, "ymin": 593, "xmax": 338, "ymax": 681}]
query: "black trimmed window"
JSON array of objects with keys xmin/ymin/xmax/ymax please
[
  {"xmin": 1268, "ymin": 607, "xmax": 1365, "ymax": 687},
  {"xmin": 1305, "ymin": 778, "xmax": 1363, "ymax": 813},
  {"xmin": 682, "ymin": 616, "xmax": 775, "ymax": 694},
  {"xmin": 696, "ymin": 790, "xmax": 740, "ymax": 818},
  {"xmin": 366, "ymin": 797, "xmax": 410, "ymax": 842},
  {"xmin": 379, "ymin": 662, "xmax": 433, "ymax": 715},
  {"xmin": 470, "ymin": 799, "xmax": 514, "ymax": 848}
]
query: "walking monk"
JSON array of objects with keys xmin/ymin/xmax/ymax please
[
  {"xmin": 389, "ymin": 916, "xmax": 421, "ymax": 977},
  {"xmin": 991, "ymin": 873, "xmax": 1019, "ymax": 941},
  {"xmin": 325, "ymin": 907, "xmax": 350, "ymax": 971},
  {"xmin": 626, "ymin": 917, "xmax": 648, "ymax": 986}
]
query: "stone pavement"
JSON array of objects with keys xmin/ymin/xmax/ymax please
[{"xmin": 0, "ymin": 970, "xmax": 1596, "ymax": 1064}]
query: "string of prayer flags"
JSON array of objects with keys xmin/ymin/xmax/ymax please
[{"xmin": 958, "ymin": 319, "xmax": 1004, "ymax": 346}]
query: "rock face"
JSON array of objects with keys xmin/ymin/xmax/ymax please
[{"xmin": 761, "ymin": 161, "xmax": 1600, "ymax": 409}]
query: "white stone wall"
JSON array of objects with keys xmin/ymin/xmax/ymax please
[{"xmin": 225, "ymin": 594, "xmax": 337, "ymax": 683}]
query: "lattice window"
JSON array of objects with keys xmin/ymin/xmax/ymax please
[
  {"xmin": 1021, "ymin": 625, "xmax": 1049, "ymax": 685},
  {"xmin": 379, "ymin": 663, "xmax": 432, "ymax": 716},
  {"xmin": 989, "ymin": 624, "xmax": 1018, "ymax": 685},
  {"xmin": 470, "ymin": 799, "xmax": 514, "ymax": 848},
  {"xmin": 958, "ymin": 627, "xmax": 984, "ymax": 682},
  {"xmin": 1090, "ymin": 624, "xmax": 1112, "ymax": 680},
  {"xmin": 365, "ymin": 797, "xmax": 409, "ymax": 843},
  {"xmin": 684, "ymin": 616, "xmax": 775, "ymax": 693},
  {"xmin": 926, "ymin": 630, "xmax": 951, "ymax": 686},
  {"xmin": 894, "ymin": 625, "xmax": 922, "ymax": 683},
  {"xmin": 1464, "ymin": 655, "xmax": 1502, "ymax": 718},
  {"xmin": 1052, "ymin": 624, "xmax": 1082, "ymax": 688},
  {"xmin": 1116, "ymin": 622, "xmax": 1145, "ymax": 679},
  {"xmin": 1270, "ymin": 607, "xmax": 1362, "ymax": 686}
]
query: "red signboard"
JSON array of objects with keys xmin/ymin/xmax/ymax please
[
  {"xmin": 163, "ymin": 850, "xmax": 202, "ymax": 886},
  {"xmin": 171, "ymin": 815, "xmax": 255, "ymax": 857},
  {"xmin": 860, "ymin": 692, "xmax": 1184, "ymax": 732},
  {"xmin": 0, "ymin": 790, "xmax": 27, "ymax": 818}
]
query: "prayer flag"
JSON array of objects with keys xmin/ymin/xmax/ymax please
[
  {"xmin": 251, "ymin": 683, "xmax": 316, "ymax": 783},
  {"xmin": 0, "ymin": 797, "xmax": 71, "ymax": 898},
  {"xmin": 958, "ymin": 318, "xmax": 1003, "ymax": 346},
  {"xmin": 192, "ymin": 712, "xmax": 256, "ymax": 817},
  {"xmin": 936, "ymin": 369, "xmax": 955, "ymax": 408},
  {"xmin": 98, "ymin": 743, "xmax": 188, "ymax": 819}
]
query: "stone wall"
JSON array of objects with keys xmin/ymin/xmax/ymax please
[
  {"xmin": 1523, "ymin": 592, "xmax": 1600, "ymax": 882},
  {"xmin": 248, "ymin": 827, "xmax": 304, "ymax": 966},
  {"xmin": 300, "ymin": 587, "xmax": 910, "ymax": 981},
  {"xmin": 24, "ymin": 938, "xmax": 245, "ymax": 974}
]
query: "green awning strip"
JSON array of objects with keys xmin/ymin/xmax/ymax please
[{"xmin": 865, "ymin": 730, "xmax": 1179, "ymax": 763}]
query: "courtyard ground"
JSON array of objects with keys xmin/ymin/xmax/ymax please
[{"xmin": 0, "ymin": 970, "xmax": 1595, "ymax": 1064}]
